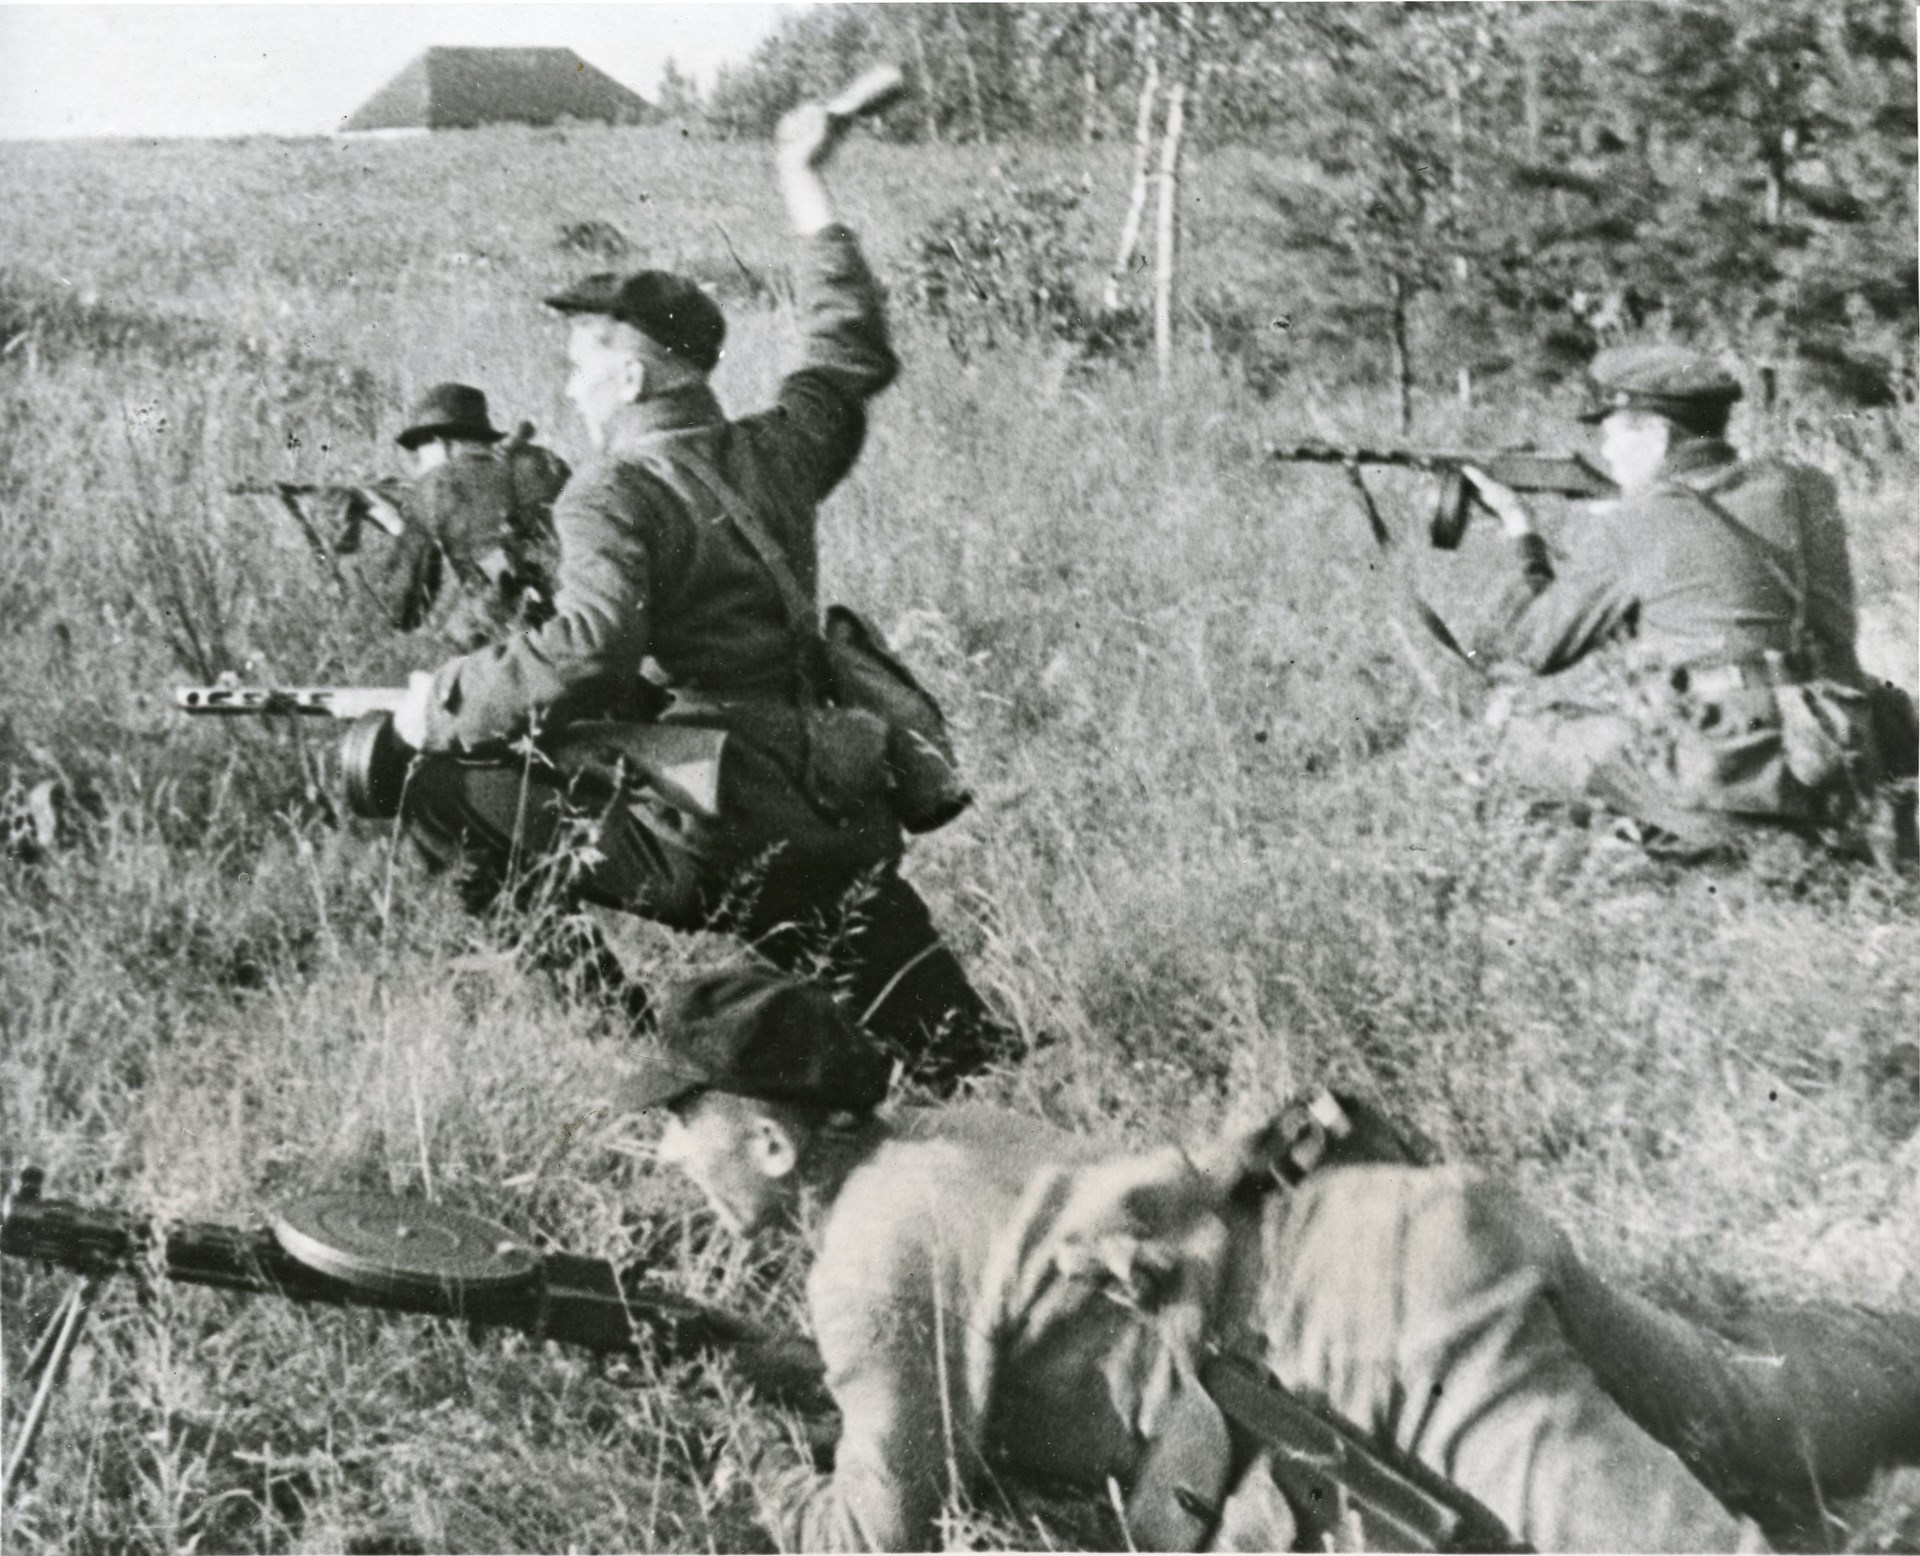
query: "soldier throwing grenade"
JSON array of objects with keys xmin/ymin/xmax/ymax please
[{"xmin": 385, "ymin": 87, "xmax": 1008, "ymax": 1092}]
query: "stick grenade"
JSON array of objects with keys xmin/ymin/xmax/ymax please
[{"xmin": 825, "ymin": 64, "xmax": 908, "ymax": 128}]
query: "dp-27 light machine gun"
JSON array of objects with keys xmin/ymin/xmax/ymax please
[
  {"xmin": 2, "ymin": 1155, "xmax": 1523, "ymax": 1550},
  {"xmin": 174, "ymin": 685, "xmax": 728, "ymax": 824},
  {"xmin": 0, "ymin": 1167, "xmax": 828, "ymax": 1501}
]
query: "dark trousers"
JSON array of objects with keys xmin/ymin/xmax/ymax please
[
  {"xmin": 1556, "ymin": 1255, "xmax": 1920, "ymax": 1545},
  {"xmin": 400, "ymin": 752, "xmax": 1003, "ymax": 1094}
]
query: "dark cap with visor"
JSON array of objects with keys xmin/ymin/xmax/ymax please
[
  {"xmin": 544, "ymin": 270, "xmax": 726, "ymax": 372},
  {"xmin": 620, "ymin": 967, "xmax": 892, "ymax": 1114}
]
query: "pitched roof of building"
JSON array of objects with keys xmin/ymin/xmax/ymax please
[{"xmin": 342, "ymin": 47, "xmax": 655, "ymax": 132}]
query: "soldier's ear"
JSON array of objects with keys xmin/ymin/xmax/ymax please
[
  {"xmin": 620, "ymin": 354, "xmax": 649, "ymax": 404},
  {"xmin": 749, "ymin": 1115, "xmax": 800, "ymax": 1181}
]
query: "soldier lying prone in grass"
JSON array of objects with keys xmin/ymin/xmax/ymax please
[{"xmin": 628, "ymin": 966, "xmax": 1920, "ymax": 1552}]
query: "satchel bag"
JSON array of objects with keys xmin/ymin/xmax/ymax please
[
  {"xmin": 819, "ymin": 605, "xmax": 972, "ymax": 832},
  {"xmin": 641, "ymin": 453, "xmax": 973, "ymax": 834}
]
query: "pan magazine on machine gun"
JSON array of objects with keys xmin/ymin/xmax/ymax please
[
  {"xmin": 0, "ymin": 1166, "xmax": 830, "ymax": 1497},
  {"xmin": 174, "ymin": 685, "xmax": 728, "ymax": 824},
  {"xmin": 1271, "ymin": 442, "xmax": 1617, "ymax": 550}
]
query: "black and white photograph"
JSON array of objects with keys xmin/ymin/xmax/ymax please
[{"xmin": 2, "ymin": 2, "xmax": 1917, "ymax": 1550}]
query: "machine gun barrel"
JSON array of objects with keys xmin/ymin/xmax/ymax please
[{"xmin": 227, "ymin": 480, "xmax": 393, "ymax": 499}]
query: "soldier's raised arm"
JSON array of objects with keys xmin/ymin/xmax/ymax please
[{"xmin": 745, "ymin": 99, "xmax": 901, "ymax": 505}]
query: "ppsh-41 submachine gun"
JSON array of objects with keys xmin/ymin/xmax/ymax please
[
  {"xmin": 1, "ymin": 1167, "xmax": 829, "ymax": 1500},
  {"xmin": 174, "ymin": 685, "xmax": 727, "ymax": 824},
  {"xmin": 1272, "ymin": 442, "xmax": 1616, "ymax": 549}
]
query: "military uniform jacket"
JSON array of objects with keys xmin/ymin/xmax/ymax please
[
  {"xmin": 383, "ymin": 441, "xmax": 569, "ymax": 645},
  {"xmin": 1489, "ymin": 441, "xmax": 1871, "ymax": 820},
  {"xmin": 417, "ymin": 226, "xmax": 901, "ymax": 864},
  {"xmin": 1492, "ymin": 439, "xmax": 1860, "ymax": 678},
  {"xmin": 762, "ymin": 1108, "xmax": 1777, "ymax": 1552}
]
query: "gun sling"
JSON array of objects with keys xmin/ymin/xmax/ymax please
[{"xmin": 1199, "ymin": 1351, "xmax": 1528, "ymax": 1552}]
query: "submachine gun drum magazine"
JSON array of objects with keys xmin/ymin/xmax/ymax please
[{"xmin": 339, "ymin": 712, "xmax": 412, "ymax": 820}]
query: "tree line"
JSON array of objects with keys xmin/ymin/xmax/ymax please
[{"xmin": 664, "ymin": 2, "xmax": 1916, "ymax": 431}]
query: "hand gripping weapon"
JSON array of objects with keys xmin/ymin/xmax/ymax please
[
  {"xmin": 174, "ymin": 686, "xmax": 727, "ymax": 823},
  {"xmin": 0, "ymin": 1167, "xmax": 828, "ymax": 1501},
  {"xmin": 1271, "ymin": 442, "xmax": 1615, "ymax": 550}
]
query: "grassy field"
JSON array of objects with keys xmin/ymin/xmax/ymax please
[{"xmin": 2, "ymin": 124, "xmax": 1917, "ymax": 1553}]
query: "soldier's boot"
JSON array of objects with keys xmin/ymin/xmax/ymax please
[
  {"xmin": 824, "ymin": 871, "xmax": 1020, "ymax": 1097},
  {"xmin": 744, "ymin": 868, "xmax": 1018, "ymax": 1098},
  {"xmin": 515, "ymin": 909, "xmax": 655, "ymax": 1036}
]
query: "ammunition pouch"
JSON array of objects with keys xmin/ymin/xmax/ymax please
[
  {"xmin": 1125, "ymin": 1380, "xmax": 1238, "ymax": 1551},
  {"xmin": 628, "ymin": 451, "xmax": 973, "ymax": 837},
  {"xmin": 1775, "ymin": 680, "xmax": 1877, "ymax": 793},
  {"xmin": 1868, "ymin": 679, "xmax": 1919, "ymax": 782},
  {"xmin": 802, "ymin": 702, "xmax": 892, "ymax": 820}
]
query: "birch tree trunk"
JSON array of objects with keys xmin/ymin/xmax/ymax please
[
  {"xmin": 910, "ymin": 24, "xmax": 941, "ymax": 143},
  {"xmin": 1153, "ymin": 56, "xmax": 1191, "ymax": 389},
  {"xmin": 1081, "ymin": 21, "xmax": 1102, "ymax": 145},
  {"xmin": 951, "ymin": 8, "xmax": 989, "ymax": 144},
  {"xmin": 1105, "ymin": 18, "xmax": 1159, "ymax": 311},
  {"xmin": 1446, "ymin": 57, "xmax": 1471, "ymax": 409},
  {"xmin": 1389, "ymin": 272, "xmax": 1414, "ymax": 435},
  {"xmin": 1012, "ymin": 8, "xmax": 1044, "ymax": 139},
  {"xmin": 1522, "ymin": 49, "xmax": 1541, "ymax": 154}
]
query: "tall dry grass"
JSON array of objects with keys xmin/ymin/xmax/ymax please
[{"xmin": 2, "ymin": 125, "xmax": 1916, "ymax": 1552}]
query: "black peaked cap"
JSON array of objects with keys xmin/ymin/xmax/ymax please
[
  {"xmin": 545, "ymin": 271, "xmax": 726, "ymax": 372},
  {"xmin": 620, "ymin": 967, "xmax": 891, "ymax": 1113}
]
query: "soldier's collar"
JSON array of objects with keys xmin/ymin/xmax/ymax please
[{"xmin": 603, "ymin": 385, "xmax": 726, "ymax": 453}]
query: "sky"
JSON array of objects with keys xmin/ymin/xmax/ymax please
[{"xmin": 0, "ymin": 3, "xmax": 796, "ymax": 140}]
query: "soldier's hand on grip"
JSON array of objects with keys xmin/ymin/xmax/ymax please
[{"xmin": 1460, "ymin": 464, "xmax": 1536, "ymax": 539}]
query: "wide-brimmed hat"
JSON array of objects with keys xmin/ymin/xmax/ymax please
[
  {"xmin": 395, "ymin": 383, "xmax": 506, "ymax": 450},
  {"xmin": 620, "ymin": 967, "xmax": 892, "ymax": 1114},
  {"xmin": 545, "ymin": 270, "xmax": 726, "ymax": 373},
  {"xmin": 1577, "ymin": 343, "xmax": 1743, "ymax": 425}
]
